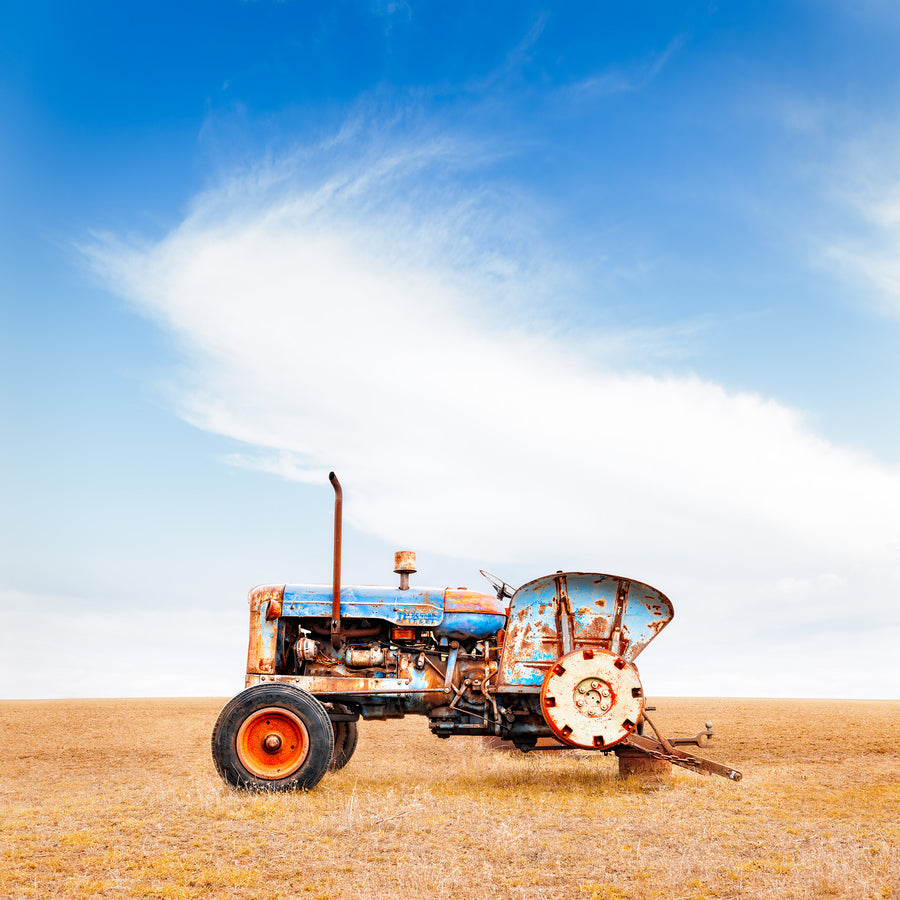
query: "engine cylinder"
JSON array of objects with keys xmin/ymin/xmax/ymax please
[{"xmin": 345, "ymin": 646, "xmax": 390, "ymax": 668}]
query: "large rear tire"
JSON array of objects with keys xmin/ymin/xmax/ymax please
[{"xmin": 212, "ymin": 684, "xmax": 335, "ymax": 791}]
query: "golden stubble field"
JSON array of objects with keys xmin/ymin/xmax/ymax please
[{"xmin": 1, "ymin": 697, "xmax": 897, "ymax": 900}]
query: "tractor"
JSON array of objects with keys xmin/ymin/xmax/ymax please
[{"xmin": 212, "ymin": 473, "xmax": 741, "ymax": 790}]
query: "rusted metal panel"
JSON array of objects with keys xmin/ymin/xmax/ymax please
[
  {"xmin": 246, "ymin": 673, "xmax": 446, "ymax": 693},
  {"xmin": 246, "ymin": 584, "xmax": 285, "ymax": 675},
  {"xmin": 435, "ymin": 589, "xmax": 507, "ymax": 639},
  {"xmin": 443, "ymin": 589, "xmax": 507, "ymax": 616},
  {"xmin": 281, "ymin": 584, "xmax": 506, "ymax": 639},
  {"xmin": 497, "ymin": 572, "xmax": 673, "ymax": 687},
  {"xmin": 282, "ymin": 584, "xmax": 445, "ymax": 627}
]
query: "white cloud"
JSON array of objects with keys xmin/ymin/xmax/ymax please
[{"xmin": 85, "ymin": 130, "xmax": 900, "ymax": 699}]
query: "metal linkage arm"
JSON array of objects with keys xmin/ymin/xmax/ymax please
[{"xmin": 623, "ymin": 733, "xmax": 742, "ymax": 781}]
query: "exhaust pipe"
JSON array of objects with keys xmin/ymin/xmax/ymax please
[{"xmin": 329, "ymin": 471, "xmax": 343, "ymax": 650}]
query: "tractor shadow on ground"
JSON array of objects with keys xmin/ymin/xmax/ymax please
[{"xmin": 325, "ymin": 757, "xmax": 676, "ymax": 797}]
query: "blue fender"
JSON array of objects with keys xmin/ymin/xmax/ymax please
[{"xmin": 497, "ymin": 572, "xmax": 674, "ymax": 689}]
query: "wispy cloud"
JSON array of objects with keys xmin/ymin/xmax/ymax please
[
  {"xmin": 457, "ymin": 13, "xmax": 550, "ymax": 97},
  {"xmin": 371, "ymin": 1, "xmax": 413, "ymax": 21},
  {"xmin": 825, "ymin": 240, "xmax": 900, "ymax": 314},
  {"xmin": 818, "ymin": 132, "xmax": 900, "ymax": 317},
  {"xmin": 566, "ymin": 35, "xmax": 686, "ymax": 100},
  {"xmin": 739, "ymin": 82, "xmax": 900, "ymax": 323},
  {"xmin": 85, "ymin": 123, "xmax": 900, "ymax": 698}
]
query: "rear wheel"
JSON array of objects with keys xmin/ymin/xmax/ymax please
[{"xmin": 212, "ymin": 685, "xmax": 334, "ymax": 791}]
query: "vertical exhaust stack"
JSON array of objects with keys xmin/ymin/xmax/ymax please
[{"xmin": 329, "ymin": 472, "xmax": 343, "ymax": 649}]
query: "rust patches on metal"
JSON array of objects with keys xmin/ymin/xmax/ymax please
[
  {"xmin": 443, "ymin": 589, "xmax": 507, "ymax": 615},
  {"xmin": 539, "ymin": 647, "xmax": 644, "ymax": 750},
  {"xmin": 553, "ymin": 574, "xmax": 576, "ymax": 657},
  {"xmin": 246, "ymin": 584, "xmax": 285, "ymax": 675},
  {"xmin": 235, "ymin": 705, "xmax": 310, "ymax": 779},
  {"xmin": 623, "ymin": 732, "xmax": 742, "ymax": 781},
  {"xmin": 572, "ymin": 612, "xmax": 610, "ymax": 645},
  {"xmin": 616, "ymin": 746, "xmax": 672, "ymax": 778},
  {"xmin": 608, "ymin": 579, "xmax": 630, "ymax": 656},
  {"xmin": 394, "ymin": 550, "xmax": 417, "ymax": 590},
  {"xmin": 248, "ymin": 584, "xmax": 286, "ymax": 611},
  {"xmin": 246, "ymin": 673, "xmax": 447, "ymax": 695},
  {"xmin": 265, "ymin": 596, "xmax": 283, "ymax": 620}
]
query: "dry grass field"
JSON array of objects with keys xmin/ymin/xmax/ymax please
[{"xmin": 1, "ymin": 696, "xmax": 897, "ymax": 900}]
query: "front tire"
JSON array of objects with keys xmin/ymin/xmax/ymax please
[
  {"xmin": 212, "ymin": 685, "xmax": 335, "ymax": 791},
  {"xmin": 327, "ymin": 704, "xmax": 359, "ymax": 771}
]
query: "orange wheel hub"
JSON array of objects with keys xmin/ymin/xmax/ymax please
[{"xmin": 236, "ymin": 706, "xmax": 309, "ymax": 779}]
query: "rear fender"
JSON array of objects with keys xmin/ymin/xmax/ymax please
[{"xmin": 497, "ymin": 572, "xmax": 673, "ymax": 688}]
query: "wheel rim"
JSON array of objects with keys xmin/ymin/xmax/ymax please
[
  {"xmin": 540, "ymin": 648, "xmax": 643, "ymax": 749},
  {"xmin": 236, "ymin": 706, "xmax": 310, "ymax": 780}
]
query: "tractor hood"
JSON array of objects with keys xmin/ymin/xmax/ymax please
[{"xmin": 279, "ymin": 584, "xmax": 508, "ymax": 640}]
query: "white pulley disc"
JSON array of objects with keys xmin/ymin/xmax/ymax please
[{"xmin": 539, "ymin": 647, "xmax": 644, "ymax": 749}]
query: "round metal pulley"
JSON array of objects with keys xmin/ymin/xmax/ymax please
[{"xmin": 539, "ymin": 647, "xmax": 644, "ymax": 749}]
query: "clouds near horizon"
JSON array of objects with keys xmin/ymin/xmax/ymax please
[
  {"xmin": 4, "ymin": 1, "xmax": 900, "ymax": 699},
  {"xmin": 83, "ymin": 128, "xmax": 900, "ymax": 700}
]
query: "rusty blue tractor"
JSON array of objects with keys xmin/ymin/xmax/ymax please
[{"xmin": 212, "ymin": 473, "xmax": 741, "ymax": 790}]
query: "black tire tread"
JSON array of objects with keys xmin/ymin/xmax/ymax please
[
  {"xmin": 329, "ymin": 718, "xmax": 359, "ymax": 771},
  {"xmin": 211, "ymin": 684, "xmax": 335, "ymax": 791}
]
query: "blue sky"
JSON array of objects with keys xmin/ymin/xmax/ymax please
[{"xmin": 2, "ymin": 1, "xmax": 899, "ymax": 699}]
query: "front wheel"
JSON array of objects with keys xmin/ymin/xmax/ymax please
[
  {"xmin": 327, "ymin": 704, "xmax": 359, "ymax": 771},
  {"xmin": 212, "ymin": 685, "xmax": 335, "ymax": 791}
]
